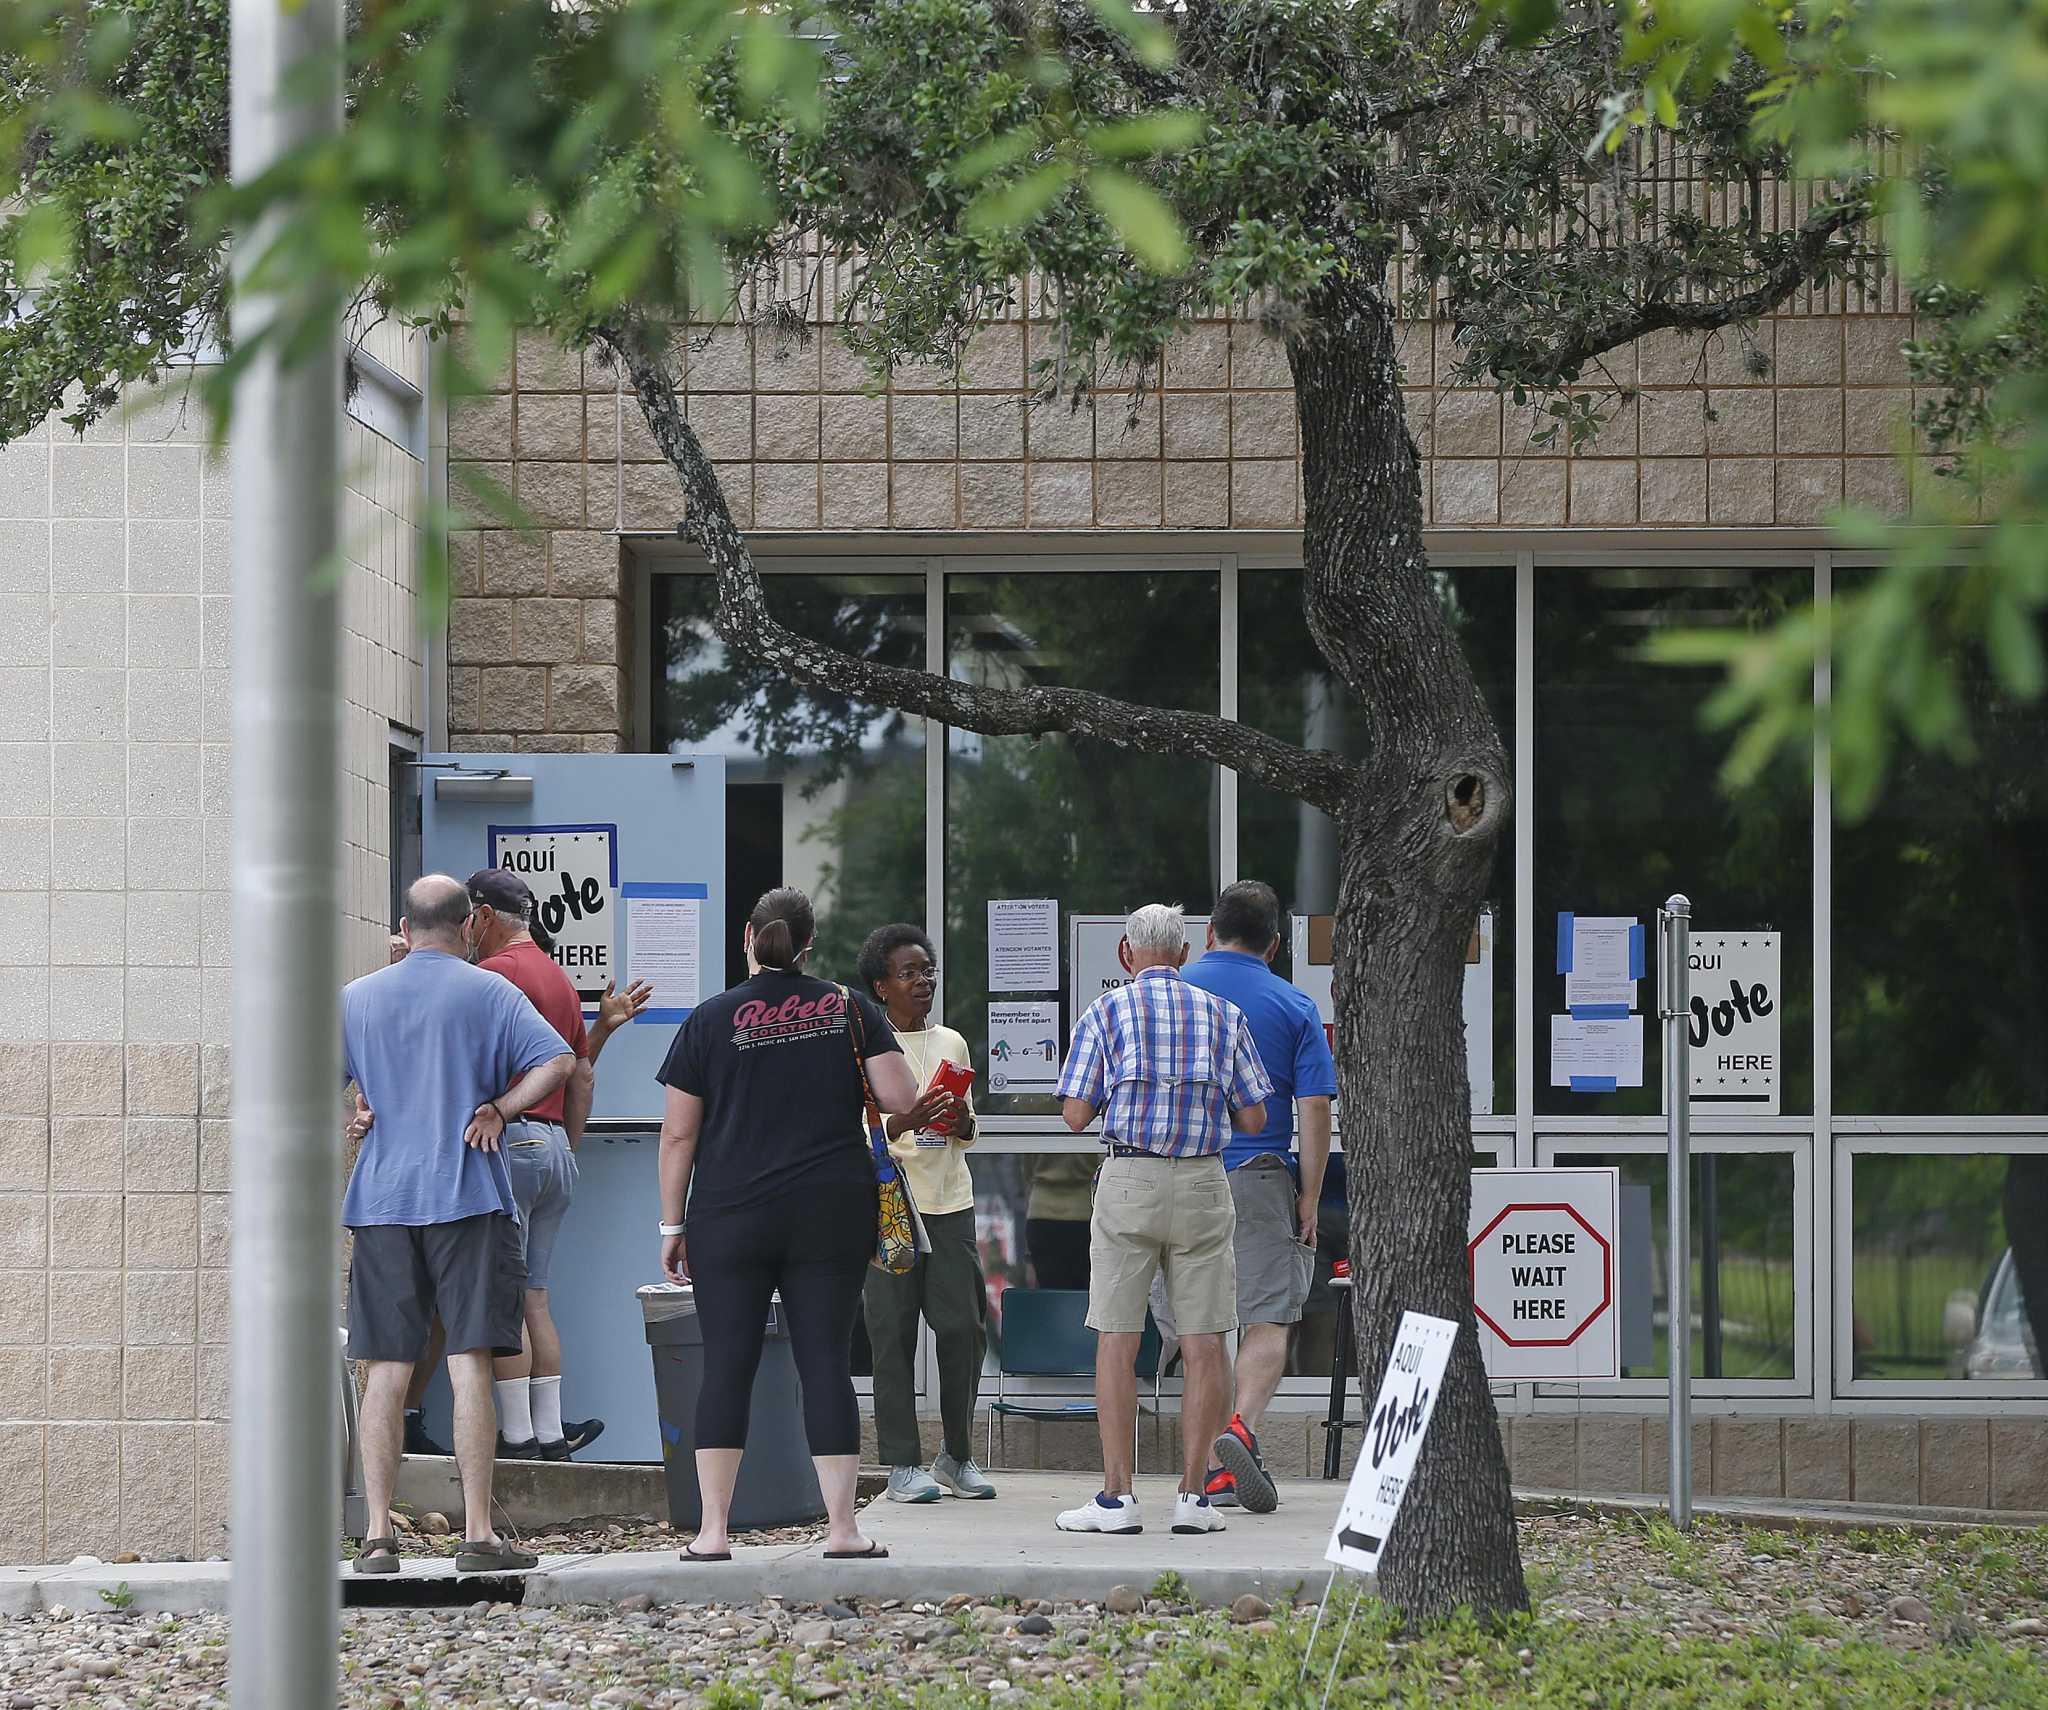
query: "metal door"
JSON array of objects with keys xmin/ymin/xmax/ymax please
[{"xmin": 414, "ymin": 753, "xmax": 724, "ymax": 1460}]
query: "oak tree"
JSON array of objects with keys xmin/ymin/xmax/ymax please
[{"xmin": 3, "ymin": 0, "xmax": 1879, "ymax": 1619}]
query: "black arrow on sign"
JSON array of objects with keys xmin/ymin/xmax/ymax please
[{"xmin": 1337, "ymin": 1527, "xmax": 1383, "ymax": 1554}]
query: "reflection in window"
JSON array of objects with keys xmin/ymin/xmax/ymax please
[
  {"xmin": 1850, "ymin": 1153, "xmax": 2046, "ymax": 1381},
  {"xmin": 1552, "ymin": 1151, "xmax": 1798, "ymax": 1381},
  {"xmin": 650, "ymin": 573, "xmax": 926, "ymax": 989},
  {"xmin": 945, "ymin": 571, "xmax": 1221, "ymax": 1116},
  {"xmin": 1833, "ymin": 609, "xmax": 2048, "ymax": 1116},
  {"xmin": 1536, "ymin": 567, "xmax": 1814, "ymax": 1116},
  {"xmin": 1237, "ymin": 566, "xmax": 1517, "ymax": 1113}
]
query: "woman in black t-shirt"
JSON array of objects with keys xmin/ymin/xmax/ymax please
[{"xmin": 656, "ymin": 886, "xmax": 929, "ymax": 1561}]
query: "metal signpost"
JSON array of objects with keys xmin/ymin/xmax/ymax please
[
  {"xmin": 229, "ymin": 1, "xmax": 344, "ymax": 1704},
  {"xmin": 1658, "ymin": 894, "xmax": 1694, "ymax": 1529}
]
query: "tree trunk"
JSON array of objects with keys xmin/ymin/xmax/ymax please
[{"xmin": 1288, "ymin": 273, "xmax": 1526, "ymax": 1622}]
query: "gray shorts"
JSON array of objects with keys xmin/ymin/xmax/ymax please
[
  {"xmin": 504, "ymin": 1120, "xmax": 577, "ymax": 1291},
  {"xmin": 346, "ymin": 1213, "xmax": 524, "ymax": 1362},
  {"xmin": 1148, "ymin": 1152, "xmax": 1313, "ymax": 1337},
  {"xmin": 1229, "ymin": 1153, "xmax": 1316, "ymax": 1326}
]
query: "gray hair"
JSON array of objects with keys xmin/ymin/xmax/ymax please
[
  {"xmin": 489, "ymin": 906, "xmax": 528, "ymax": 933},
  {"xmin": 1124, "ymin": 903, "xmax": 1186, "ymax": 956}
]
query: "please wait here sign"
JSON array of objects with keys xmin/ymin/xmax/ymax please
[{"xmin": 1467, "ymin": 1167, "xmax": 1621, "ymax": 1381}]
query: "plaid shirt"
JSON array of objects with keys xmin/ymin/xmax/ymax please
[{"xmin": 1057, "ymin": 966, "xmax": 1274, "ymax": 1158}]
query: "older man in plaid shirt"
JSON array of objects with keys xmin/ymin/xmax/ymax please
[{"xmin": 1052, "ymin": 903, "xmax": 1272, "ymax": 1538}]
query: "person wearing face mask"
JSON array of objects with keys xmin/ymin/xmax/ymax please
[
  {"xmin": 341, "ymin": 874, "xmax": 575, "ymax": 1575},
  {"xmin": 856, "ymin": 923, "xmax": 996, "ymax": 1504},
  {"xmin": 654, "ymin": 887, "xmax": 922, "ymax": 1563}
]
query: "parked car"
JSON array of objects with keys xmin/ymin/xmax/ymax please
[{"xmin": 1954, "ymin": 1250, "xmax": 2043, "ymax": 1380}]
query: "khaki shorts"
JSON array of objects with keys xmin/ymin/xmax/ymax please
[{"xmin": 1087, "ymin": 1152, "xmax": 1238, "ymax": 1336}]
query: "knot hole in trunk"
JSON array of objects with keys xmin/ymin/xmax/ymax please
[{"xmin": 1446, "ymin": 772, "xmax": 1486, "ymax": 834}]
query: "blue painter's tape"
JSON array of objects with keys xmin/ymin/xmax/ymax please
[
  {"xmin": 1628, "ymin": 922, "xmax": 1646, "ymax": 981},
  {"xmin": 621, "ymin": 881, "xmax": 709, "ymax": 899},
  {"xmin": 1569, "ymin": 1004, "xmax": 1631, "ymax": 1020},
  {"xmin": 1557, "ymin": 912, "xmax": 1575, "ymax": 974},
  {"xmin": 638, "ymin": 1007, "xmax": 691, "ymax": 1025},
  {"xmin": 1570, "ymin": 1075, "xmax": 1619, "ymax": 1093}
]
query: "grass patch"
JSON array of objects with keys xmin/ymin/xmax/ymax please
[{"xmin": 854, "ymin": 1599, "xmax": 2048, "ymax": 1709}]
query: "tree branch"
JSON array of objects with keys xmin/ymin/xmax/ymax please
[
  {"xmin": 1518, "ymin": 194, "xmax": 1872, "ymax": 379},
  {"xmin": 593, "ymin": 326, "xmax": 1360, "ymax": 815}
]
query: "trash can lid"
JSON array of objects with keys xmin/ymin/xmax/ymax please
[{"xmin": 637, "ymin": 1283, "xmax": 698, "ymax": 1324}]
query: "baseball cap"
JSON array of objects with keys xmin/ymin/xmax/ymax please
[{"xmin": 467, "ymin": 868, "xmax": 534, "ymax": 917}]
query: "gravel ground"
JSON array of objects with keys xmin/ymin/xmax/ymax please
[{"xmin": 2, "ymin": 1513, "xmax": 2042, "ymax": 1708}]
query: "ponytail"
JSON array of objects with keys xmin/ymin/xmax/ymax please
[{"xmin": 748, "ymin": 886, "xmax": 815, "ymax": 971}]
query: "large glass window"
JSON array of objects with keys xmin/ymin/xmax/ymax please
[
  {"xmin": 1535, "ymin": 566, "xmax": 1815, "ymax": 1116},
  {"xmin": 944, "ymin": 569, "xmax": 1221, "ymax": 1116},
  {"xmin": 651, "ymin": 572, "xmax": 926, "ymax": 990},
  {"xmin": 1238, "ymin": 565, "xmax": 1517, "ymax": 1113},
  {"xmin": 1832, "ymin": 611, "xmax": 2048, "ymax": 1115},
  {"xmin": 1848, "ymin": 1151, "xmax": 2046, "ymax": 1383},
  {"xmin": 1551, "ymin": 1147, "xmax": 1801, "ymax": 1382}
]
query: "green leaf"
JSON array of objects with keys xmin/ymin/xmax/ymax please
[
  {"xmin": 964, "ymin": 162, "xmax": 1077, "ymax": 238},
  {"xmin": 1085, "ymin": 168, "xmax": 1188, "ymax": 273},
  {"xmin": 1083, "ymin": 112, "xmax": 1206, "ymax": 161},
  {"xmin": 1985, "ymin": 591, "xmax": 2048, "ymax": 697},
  {"xmin": 952, "ymin": 128, "xmax": 1041, "ymax": 187},
  {"xmin": 8, "ymin": 201, "xmax": 74, "ymax": 280},
  {"xmin": 1084, "ymin": 0, "xmax": 1175, "ymax": 69}
]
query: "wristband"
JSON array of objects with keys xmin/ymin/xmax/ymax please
[
  {"xmin": 659, "ymin": 1222, "xmax": 686, "ymax": 1237},
  {"xmin": 486, "ymin": 1100, "xmax": 506, "ymax": 1127}
]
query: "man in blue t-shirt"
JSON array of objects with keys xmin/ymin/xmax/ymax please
[
  {"xmin": 341, "ymin": 873, "xmax": 575, "ymax": 1576},
  {"xmin": 1181, "ymin": 880, "xmax": 1338, "ymax": 1516}
]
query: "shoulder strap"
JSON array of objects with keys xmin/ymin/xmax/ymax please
[{"xmin": 838, "ymin": 985, "xmax": 885, "ymax": 1142}]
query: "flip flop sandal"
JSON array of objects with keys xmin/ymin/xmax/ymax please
[
  {"xmin": 353, "ymin": 1537, "xmax": 401, "ymax": 1575},
  {"xmin": 681, "ymin": 1543, "xmax": 732, "ymax": 1562},
  {"xmin": 822, "ymin": 1541, "xmax": 889, "ymax": 1560},
  {"xmin": 454, "ymin": 1536, "xmax": 541, "ymax": 1574}
]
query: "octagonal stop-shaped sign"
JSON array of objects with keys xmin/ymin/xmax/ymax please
[{"xmin": 1468, "ymin": 1168, "xmax": 1621, "ymax": 1380}]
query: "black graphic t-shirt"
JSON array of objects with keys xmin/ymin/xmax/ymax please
[{"xmin": 657, "ymin": 971, "xmax": 901, "ymax": 1215}]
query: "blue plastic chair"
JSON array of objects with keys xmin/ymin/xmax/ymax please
[{"xmin": 984, "ymin": 1287, "xmax": 1163, "ymax": 1468}]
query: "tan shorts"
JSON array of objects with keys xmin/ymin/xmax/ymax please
[{"xmin": 1087, "ymin": 1152, "xmax": 1238, "ymax": 1336}]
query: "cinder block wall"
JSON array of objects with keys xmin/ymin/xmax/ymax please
[
  {"xmin": 0, "ymin": 334, "xmax": 426, "ymax": 1563},
  {"xmin": 444, "ymin": 300, "xmax": 1942, "ymax": 752}
]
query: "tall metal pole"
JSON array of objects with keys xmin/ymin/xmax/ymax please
[
  {"xmin": 229, "ymin": 2, "xmax": 343, "ymax": 1705},
  {"xmin": 1660, "ymin": 894, "xmax": 1694, "ymax": 1529}
]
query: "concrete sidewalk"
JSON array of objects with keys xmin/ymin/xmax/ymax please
[{"xmin": 2, "ymin": 1472, "xmax": 1342, "ymax": 1617}]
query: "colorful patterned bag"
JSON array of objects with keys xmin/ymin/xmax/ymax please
[{"xmin": 841, "ymin": 987, "xmax": 930, "ymax": 1274}]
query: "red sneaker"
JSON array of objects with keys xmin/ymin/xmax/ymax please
[
  {"xmin": 1212, "ymin": 1414, "xmax": 1278, "ymax": 1514},
  {"xmin": 1202, "ymin": 1466, "xmax": 1239, "ymax": 1507}
]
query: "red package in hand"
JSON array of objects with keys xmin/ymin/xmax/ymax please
[{"xmin": 925, "ymin": 1059, "xmax": 976, "ymax": 1133}]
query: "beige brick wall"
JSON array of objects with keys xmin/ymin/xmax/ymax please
[
  {"xmin": 446, "ymin": 305, "xmax": 1936, "ymax": 745},
  {"xmin": 0, "ymin": 354, "xmax": 424, "ymax": 1564}
]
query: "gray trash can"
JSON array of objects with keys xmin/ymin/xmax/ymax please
[{"xmin": 639, "ymin": 1284, "xmax": 825, "ymax": 1531}]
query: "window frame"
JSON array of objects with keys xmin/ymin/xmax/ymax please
[{"xmin": 630, "ymin": 538, "xmax": 2048, "ymax": 1415}]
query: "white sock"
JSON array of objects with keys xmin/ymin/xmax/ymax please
[
  {"xmin": 495, "ymin": 1377, "xmax": 534, "ymax": 1443},
  {"xmin": 530, "ymin": 1374, "xmax": 564, "ymax": 1443}
]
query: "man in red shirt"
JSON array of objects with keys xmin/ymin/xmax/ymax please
[{"xmin": 466, "ymin": 868, "xmax": 648, "ymax": 1458}]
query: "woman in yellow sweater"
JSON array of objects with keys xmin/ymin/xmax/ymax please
[{"xmin": 857, "ymin": 923, "xmax": 998, "ymax": 1502}]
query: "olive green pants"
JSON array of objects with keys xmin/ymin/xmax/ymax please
[{"xmin": 862, "ymin": 1208, "xmax": 987, "ymax": 1468}]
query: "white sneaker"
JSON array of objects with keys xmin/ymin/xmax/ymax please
[
  {"xmin": 886, "ymin": 1465, "xmax": 944, "ymax": 1503},
  {"xmin": 1172, "ymin": 1491, "xmax": 1227, "ymax": 1534},
  {"xmin": 1055, "ymin": 1491, "xmax": 1142, "ymax": 1534}
]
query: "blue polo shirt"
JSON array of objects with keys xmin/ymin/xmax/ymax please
[
  {"xmin": 1183, "ymin": 947, "xmax": 1338, "ymax": 1171},
  {"xmin": 341, "ymin": 949, "xmax": 571, "ymax": 1227}
]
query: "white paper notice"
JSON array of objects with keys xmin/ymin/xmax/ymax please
[
  {"xmin": 1563, "ymin": 914, "xmax": 1641, "ymax": 1009},
  {"xmin": 626, "ymin": 894, "xmax": 701, "ymax": 1014},
  {"xmin": 1550, "ymin": 1014, "xmax": 1645, "ymax": 1088},
  {"xmin": 988, "ymin": 899, "xmax": 1059, "ymax": 992},
  {"xmin": 988, "ymin": 1001, "xmax": 1062, "ymax": 1094},
  {"xmin": 1327, "ymin": 1311, "xmax": 1458, "ymax": 1576}
]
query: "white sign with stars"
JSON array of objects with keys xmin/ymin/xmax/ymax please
[{"xmin": 1683, "ymin": 931, "xmax": 1780, "ymax": 1115}]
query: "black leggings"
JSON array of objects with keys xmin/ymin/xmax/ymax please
[{"xmin": 687, "ymin": 1172, "xmax": 877, "ymax": 1456}]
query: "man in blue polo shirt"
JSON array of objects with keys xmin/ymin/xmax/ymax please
[{"xmin": 1182, "ymin": 880, "xmax": 1337, "ymax": 1515}]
